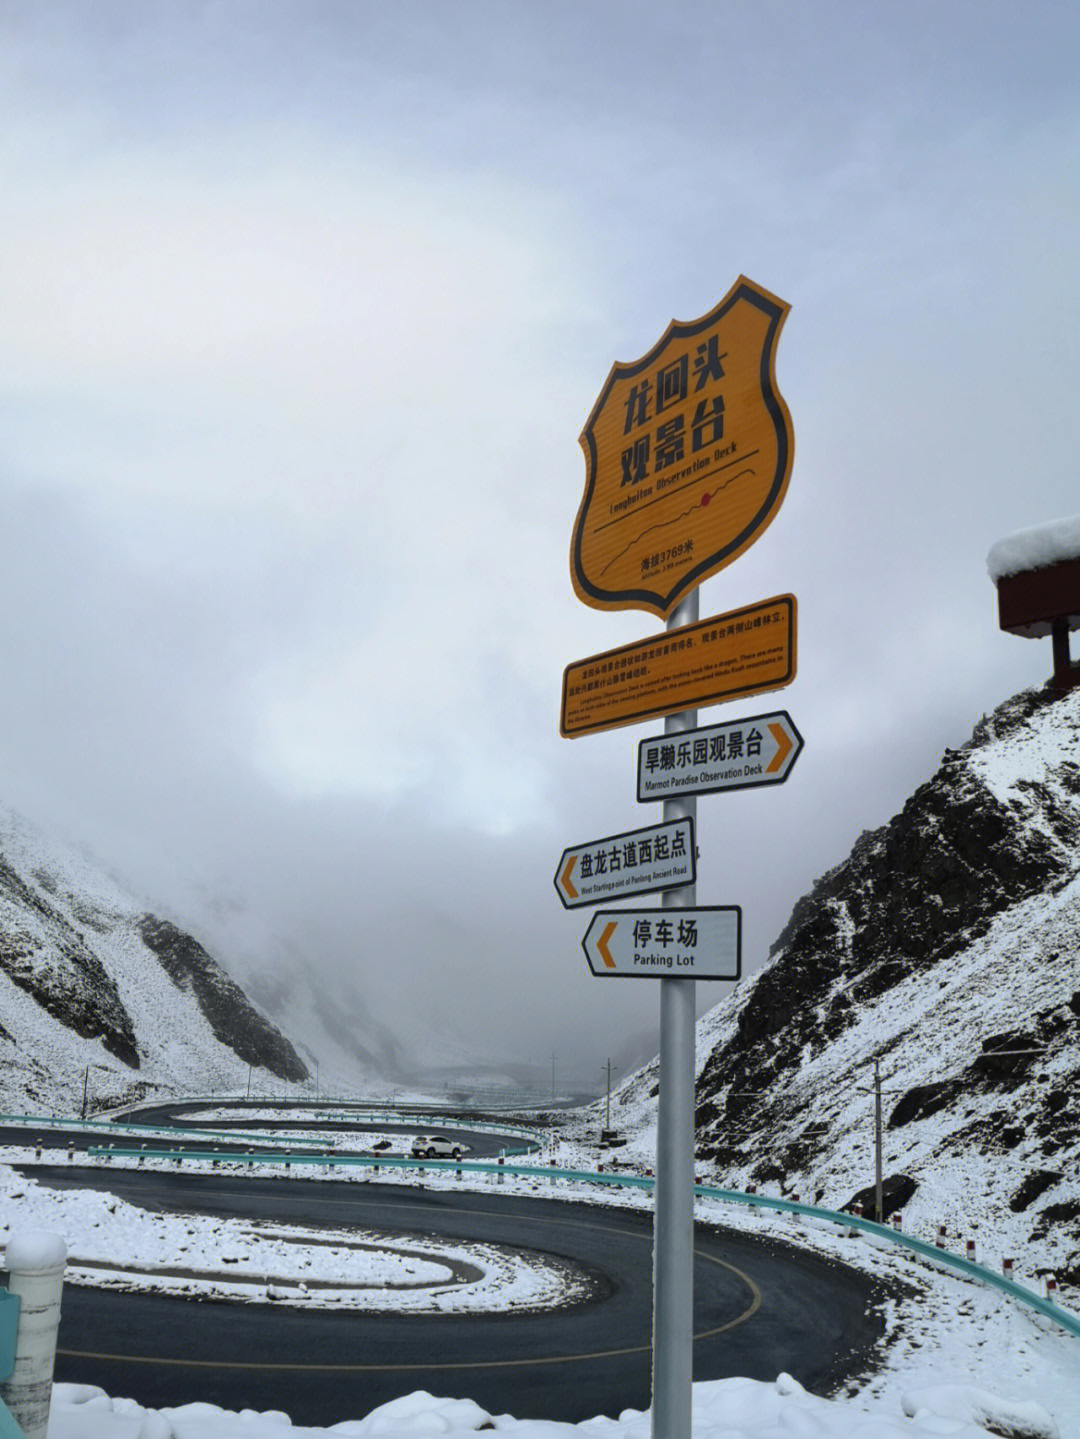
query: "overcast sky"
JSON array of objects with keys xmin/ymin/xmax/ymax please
[{"xmin": 2, "ymin": 2, "xmax": 1078, "ymax": 1088}]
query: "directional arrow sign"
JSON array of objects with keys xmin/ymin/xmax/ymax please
[
  {"xmin": 554, "ymin": 818, "xmax": 695, "ymax": 910},
  {"xmin": 637, "ymin": 710, "xmax": 803, "ymax": 802},
  {"xmin": 582, "ymin": 907, "xmax": 741, "ymax": 980}
]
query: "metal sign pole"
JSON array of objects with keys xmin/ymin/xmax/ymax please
[
  {"xmin": 651, "ymin": 585, "xmax": 699, "ymax": 1439},
  {"xmin": 874, "ymin": 1059, "xmax": 883, "ymax": 1224}
]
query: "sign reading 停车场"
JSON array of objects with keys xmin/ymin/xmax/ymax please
[
  {"xmin": 571, "ymin": 276, "xmax": 793, "ymax": 618},
  {"xmin": 560, "ymin": 594, "xmax": 795, "ymax": 738},
  {"xmin": 636, "ymin": 710, "xmax": 803, "ymax": 801},
  {"xmin": 582, "ymin": 907, "xmax": 741, "ymax": 980},
  {"xmin": 554, "ymin": 817, "xmax": 695, "ymax": 909}
]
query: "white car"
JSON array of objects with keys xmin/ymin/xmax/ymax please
[{"xmin": 410, "ymin": 1133, "xmax": 464, "ymax": 1159}]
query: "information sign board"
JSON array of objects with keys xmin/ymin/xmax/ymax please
[
  {"xmin": 637, "ymin": 710, "xmax": 803, "ymax": 801},
  {"xmin": 560, "ymin": 594, "xmax": 795, "ymax": 738},
  {"xmin": 581, "ymin": 907, "xmax": 741, "ymax": 980},
  {"xmin": 554, "ymin": 818, "xmax": 695, "ymax": 910},
  {"xmin": 571, "ymin": 276, "xmax": 793, "ymax": 618}
]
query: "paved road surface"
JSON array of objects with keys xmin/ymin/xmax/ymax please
[
  {"xmin": 25, "ymin": 1165, "xmax": 894, "ymax": 1427},
  {"xmin": 0, "ymin": 1109, "xmax": 525, "ymax": 1161}
]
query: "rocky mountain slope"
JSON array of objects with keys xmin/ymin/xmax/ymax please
[
  {"xmin": 0, "ymin": 804, "xmax": 497, "ymax": 1114},
  {"xmin": 0, "ymin": 804, "xmax": 308, "ymax": 1114},
  {"xmin": 607, "ymin": 684, "xmax": 1080, "ymax": 1286}
]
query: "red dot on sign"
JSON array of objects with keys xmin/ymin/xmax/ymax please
[{"xmin": 700, "ymin": 492, "xmax": 711, "ymax": 506}]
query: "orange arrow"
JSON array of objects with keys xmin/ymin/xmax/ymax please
[
  {"xmin": 560, "ymin": 855, "xmax": 579, "ymax": 900},
  {"xmin": 766, "ymin": 721, "xmax": 793, "ymax": 773},
  {"xmin": 598, "ymin": 921, "xmax": 618, "ymax": 969}
]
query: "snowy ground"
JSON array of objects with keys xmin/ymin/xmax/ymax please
[
  {"xmin": 0, "ymin": 1158, "xmax": 591, "ymax": 1314},
  {"xmin": 3, "ymin": 1136, "xmax": 1079, "ymax": 1439},
  {"xmin": 46, "ymin": 1372, "xmax": 1068, "ymax": 1439}
]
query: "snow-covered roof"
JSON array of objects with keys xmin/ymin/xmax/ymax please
[{"xmin": 986, "ymin": 514, "xmax": 1080, "ymax": 582}]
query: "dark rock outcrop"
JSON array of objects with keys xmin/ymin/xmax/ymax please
[
  {"xmin": 1009, "ymin": 1171, "xmax": 1062, "ymax": 1213},
  {"xmin": 138, "ymin": 916, "xmax": 308, "ymax": 1082},
  {"xmin": 1030, "ymin": 1199, "xmax": 1080, "ymax": 1241},
  {"xmin": 694, "ymin": 687, "xmax": 1079, "ymax": 1182},
  {"xmin": 889, "ymin": 1081, "xmax": 964, "ymax": 1129},
  {"xmin": 0, "ymin": 854, "xmax": 139, "ymax": 1066},
  {"xmin": 844, "ymin": 1173, "xmax": 918, "ymax": 1221},
  {"xmin": 970, "ymin": 1031, "xmax": 1042, "ymax": 1087}
]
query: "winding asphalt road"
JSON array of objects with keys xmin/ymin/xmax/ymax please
[
  {"xmin": 0, "ymin": 1102, "xmax": 526, "ymax": 1161},
  {"xmin": 25, "ymin": 1164, "xmax": 894, "ymax": 1427},
  {"xmin": 130, "ymin": 1098, "xmax": 535, "ymax": 1157}
]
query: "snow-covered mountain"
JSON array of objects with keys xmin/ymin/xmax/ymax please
[
  {"xmin": 0, "ymin": 803, "xmax": 502, "ymax": 1113},
  {"xmin": 606, "ymin": 684, "xmax": 1080, "ymax": 1285},
  {"xmin": 0, "ymin": 805, "xmax": 310, "ymax": 1114}
]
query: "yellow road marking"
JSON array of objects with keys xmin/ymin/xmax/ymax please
[{"xmin": 58, "ymin": 1198, "xmax": 762, "ymax": 1374}]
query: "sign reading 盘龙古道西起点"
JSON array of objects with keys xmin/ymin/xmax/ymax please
[
  {"xmin": 571, "ymin": 276, "xmax": 793, "ymax": 619},
  {"xmin": 553, "ymin": 817, "xmax": 695, "ymax": 909}
]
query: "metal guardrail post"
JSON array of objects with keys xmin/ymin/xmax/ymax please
[{"xmin": 1, "ymin": 1232, "xmax": 66, "ymax": 1439}]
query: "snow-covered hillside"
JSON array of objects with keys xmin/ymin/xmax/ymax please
[
  {"xmin": 0, "ymin": 805, "xmax": 308, "ymax": 1113},
  {"xmin": 0, "ymin": 804, "xmax": 499, "ymax": 1112},
  {"xmin": 600, "ymin": 685, "xmax": 1080, "ymax": 1288}
]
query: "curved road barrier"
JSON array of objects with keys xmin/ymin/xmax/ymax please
[
  {"xmin": 0, "ymin": 1114, "xmax": 307, "ymax": 1151},
  {"xmin": 687, "ymin": 1183, "xmax": 1080, "ymax": 1340},
  {"xmin": 2, "ymin": 1110, "xmax": 541, "ymax": 1158}
]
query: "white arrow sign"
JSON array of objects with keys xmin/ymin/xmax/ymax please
[
  {"xmin": 582, "ymin": 907, "xmax": 741, "ymax": 980},
  {"xmin": 554, "ymin": 818, "xmax": 695, "ymax": 909},
  {"xmin": 637, "ymin": 710, "xmax": 803, "ymax": 802}
]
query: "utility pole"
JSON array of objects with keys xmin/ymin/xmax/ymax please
[
  {"xmin": 874, "ymin": 1058, "xmax": 883, "ymax": 1224},
  {"xmin": 246, "ymin": 1063, "xmax": 252, "ymax": 1100},
  {"xmin": 81, "ymin": 1065, "xmax": 89, "ymax": 1121},
  {"xmin": 604, "ymin": 1058, "xmax": 617, "ymax": 1133}
]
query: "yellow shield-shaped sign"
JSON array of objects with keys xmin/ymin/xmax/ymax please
[{"xmin": 571, "ymin": 276, "xmax": 793, "ymax": 617}]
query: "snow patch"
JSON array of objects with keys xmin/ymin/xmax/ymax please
[
  {"xmin": 987, "ymin": 515, "xmax": 1080, "ymax": 581},
  {"xmin": 5, "ymin": 1227, "xmax": 66, "ymax": 1272},
  {"xmin": 44, "ymin": 1372, "xmax": 1073, "ymax": 1439},
  {"xmin": 902, "ymin": 1384, "xmax": 1059, "ymax": 1439}
]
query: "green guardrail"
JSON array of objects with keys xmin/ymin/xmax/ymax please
[
  {"xmin": 688, "ymin": 1184, "xmax": 1080, "ymax": 1337},
  {"xmin": 0, "ymin": 1289, "xmax": 22, "ymax": 1438},
  {"xmin": 313, "ymin": 1112, "xmax": 541, "ymax": 1147},
  {"xmin": 0, "ymin": 1113, "xmax": 310, "ymax": 1150},
  {"xmin": 120, "ymin": 1097, "xmax": 544, "ymax": 1128},
  {"xmin": 81, "ymin": 1144, "xmax": 1080, "ymax": 1340},
  {"xmin": 0, "ymin": 1109, "xmax": 542, "ymax": 1157},
  {"xmin": 7, "ymin": 1110, "xmax": 543, "ymax": 1145},
  {"xmin": 0, "ymin": 1289, "xmax": 19, "ymax": 1381}
]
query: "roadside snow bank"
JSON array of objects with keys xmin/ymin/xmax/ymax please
[
  {"xmin": 47, "ymin": 1374, "xmax": 1061, "ymax": 1439},
  {"xmin": 0, "ymin": 1166, "xmax": 592, "ymax": 1313},
  {"xmin": 902, "ymin": 1383, "xmax": 1059, "ymax": 1439}
]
